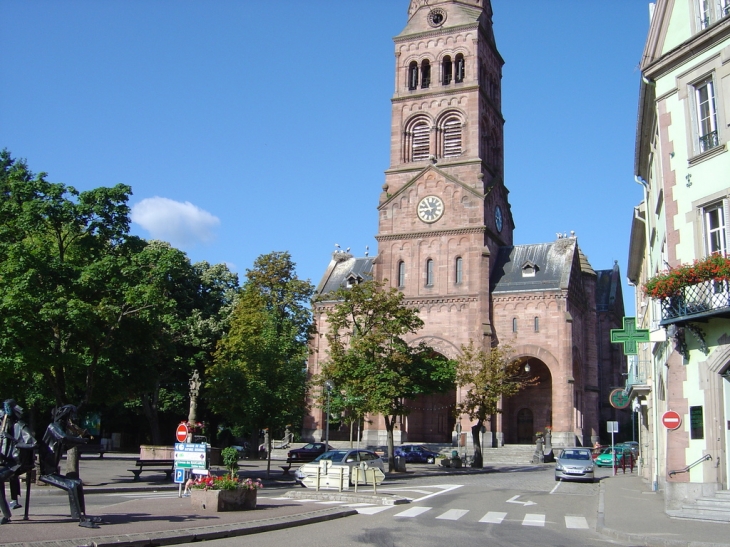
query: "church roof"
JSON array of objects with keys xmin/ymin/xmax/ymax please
[
  {"xmin": 595, "ymin": 262, "xmax": 623, "ymax": 314},
  {"xmin": 314, "ymin": 253, "xmax": 375, "ymax": 300},
  {"xmin": 491, "ymin": 237, "xmax": 590, "ymax": 293}
]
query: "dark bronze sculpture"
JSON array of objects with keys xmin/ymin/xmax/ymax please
[
  {"xmin": 0, "ymin": 399, "xmax": 36, "ymax": 524},
  {"xmin": 37, "ymin": 404, "xmax": 101, "ymax": 528}
]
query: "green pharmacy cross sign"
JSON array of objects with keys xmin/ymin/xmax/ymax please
[{"xmin": 610, "ymin": 317, "xmax": 650, "ymax": 355}]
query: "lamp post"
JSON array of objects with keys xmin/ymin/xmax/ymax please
[{"xmin": 324, "ymin": 380, "xmax": 334, "ymax": 447}]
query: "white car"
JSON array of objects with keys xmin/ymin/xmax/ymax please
[{"xmin": 294, "ymin": 449, "xmax": 384, "ymax": 485}]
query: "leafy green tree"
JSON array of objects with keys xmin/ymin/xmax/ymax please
[
  {"xmin": 318, "ymin": 280, "xmax": 455, "ymax": 471},
  {"xmin": 206, "ymin": 252, "xmax": 314, "ymax": 474},
  {"xmin": 454, "ymin": 341, "xmax": 536, "ymax": 468}
]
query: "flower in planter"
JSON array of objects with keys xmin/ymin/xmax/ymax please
[
  {"xmin": 190, "ymin": 475, "xmax": 263, "ymax": 492},
  {"xmin": 643, "ymin": 253, "xmax": 730, "ymax": 299}
]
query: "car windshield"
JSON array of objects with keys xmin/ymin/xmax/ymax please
[
  {"xmin": 314, "ymin": 450, "xmax": 347, "ymax": 463},
  {"xmin": 601, "ymin": 448, "xmax": 622, "ymax": 455},
  {"xmin": 302, "ymin": 443, "xmax": 316, "ymax": 449},
  {"xmin": 561, "ymin": 450, "xmax": 591, "ymax": 460}
]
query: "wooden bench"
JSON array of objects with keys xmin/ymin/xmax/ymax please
[
  {"xmin": 129, "ymin": 460, "xmax": 175, "ymax": 481},
  {"xmin": 77, "ymin": 443, "xmax": 106, "ymax": 458}
]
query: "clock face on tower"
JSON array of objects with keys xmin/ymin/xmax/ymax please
[
  {"xmin": 495, "ymin": 205, "xmax": 503, "ymax": 233},
  {"xmin": 417, "ymin": 196, "xmax": 444, "ymax": 223}
]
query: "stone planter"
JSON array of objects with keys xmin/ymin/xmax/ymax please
[
  {"xmin": 139, "ymin": 445, "xmax": 175, "ymax": 460},
  {"xmin": 191, "ymin": 488, "xmax": 257, "ymax": 512}
]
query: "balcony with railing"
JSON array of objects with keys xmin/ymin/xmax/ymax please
[
  {"xmin": 625, "ymin": 355, "xmax": 651, "ymax": 396},
  {"xmin": 659, "ymin": 280, "xmax": 730, "ymax": 325},
  {"xmin": 699, "ymin": 130, "xmax": 719, "ymax": 152}
]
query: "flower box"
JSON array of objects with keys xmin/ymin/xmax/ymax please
[{"xmin": 191, "ymin": 488, "xmax": 257, "ymax": 512}]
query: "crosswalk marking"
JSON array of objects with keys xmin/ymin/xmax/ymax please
[
  {"xmin": 479, "ymin": 511, "xmax": 507, "ymax": 524},
  {"xmin": 565, "ymin": 516, "xmax": 589, "ymax": 529},
  {"xmin": 436, "ymin": 509, "xmax": 469, "ymax": 520},
  {"xmin": 356, "ymin": 505, "xmax": 393, "ymax": 515},
  {"xmin": 394, "ymin": 506, "xmax": 432, "ymax": 518},
  {"xmin": 316, "ymin": 501, "xmax": 344, "ymax": 505},
  {"xmin": 522, "ymin": 514, "xmax": 545, "ymax": 527}
]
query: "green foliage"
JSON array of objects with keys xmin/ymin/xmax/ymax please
[
  {"xmin": 643, "ymin": 253, "xmax": 730, "ymax": 298},
  {"xmin": 318, "ymin": 280, "xmax": 455, "ymax": 469},
  {"xmin": 206, "ymin": 252, "xmax": 314, "ymax": 455},
  {"xmin": 221, "ymin": 446, "xmax": 240, "ymax": 478}
]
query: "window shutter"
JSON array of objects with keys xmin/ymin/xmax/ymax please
[
  {"xmin": 723, "ymin": 198, "xmax": 730, "ymax": 256},
  {"xmin": 443, "ymin": 118, "xmax": 462, "ymax": 158},
  {"xmin": 412, "ymin": 123, "xmax": 430, "ymax": 161}
]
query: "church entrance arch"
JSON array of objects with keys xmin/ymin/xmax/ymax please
[{"xmin": 503, "ymin": 358, "xmax": 553, "ymax": 444}]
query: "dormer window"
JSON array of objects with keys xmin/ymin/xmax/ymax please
[
  {"xmin": 345, "ymin": 274, "xmax": 362, "ymax": 288},
  {"xmin": 521, "ymin": 261, "xmax": 539, "ymax": 277}
]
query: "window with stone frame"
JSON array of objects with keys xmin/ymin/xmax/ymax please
[
  {"xmin": 426, "ymin": 259, "xmax": 434, "ymax": 287},
  {"xmin": 695, "ymin": 0, "xmax": 730, "ymax": 31},
  {"xmin": 408, "ymin": 61, "xmax": 419, "ymax": 90},
  {"xmin": 703, "ymin": 201, "xmax": 729, "ymax": 256},
  {"xmin": 454, "ymin": 54, "xmax": 465, "ymax": 83},
  {"xmin": 455, "ymin": 256, "xmax": 463, "ymax": 284},
  {"xmin": 421, "ymin": 60, "xmax": 431, "ymax": 89},
  {"xmin": 407, "ymin": 118, "xmax": 431, "ymax": 162},
  {"xmin": 534, "ymin": 316, "xmax": 539, "ymax": 333},
  {"xmin": 398, "ymin": 260, "xmax": 406, "ymax": 288},
  {"xmin": 442, "ymin": 56, "xmax": 452, "ymax": 85},
  {"xmin": 441, "ymin": 115, "xmax": 463, "ymax": 158},
  {"xmin": 512, "ymin": 318, "xmax": 518, "ymax": 333},
  {"xmin": 693, "ymin": 76, "xmax": 719, "ymax": 153}
]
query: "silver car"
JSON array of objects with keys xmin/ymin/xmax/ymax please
[{"xmin": 554, "ymin": 448, "xmax": 594, "ymax": 482}]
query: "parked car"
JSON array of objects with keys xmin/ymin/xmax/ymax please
[
  {"xmin": 394, "ymin": 444, "xmax": 439, "ymax": 464},
  {"xmin": 554, "ymin": 448, "xmax": 594, "ymax": 482},
  {"xmin": 618, "ymin": 441, "xmax": 639, "ymax": 458},
  {"xmin": 595, "ymin": 446, "xmax": 629, "ymax": 467},
  {"xmin": 294, "ymin": 449, "xmax": 385, "ymax": 485},
  {"xmin": 287, "ymin": 442, "xmax": 333, "ymax": 463}
]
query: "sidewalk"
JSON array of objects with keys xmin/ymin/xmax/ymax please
[{"xmin": 598, "ymin": 472, "xmax": 730, "ymax": 547}]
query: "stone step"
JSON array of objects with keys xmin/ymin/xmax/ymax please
[
  {"xmin": 669, "ymin": 508, "xmax": 730, "ymax": 522},
  {"xmin": 692, "ymin": 497, "xmax": 730, "ymax": 509}
]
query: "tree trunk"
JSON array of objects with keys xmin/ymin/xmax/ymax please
[
  {"xmin": 141, "ymin": 389, "xmax": 161, "ymax": 445},
  {"xmin": 471, "ymin": 421, "xmax": 483, "ymax": 468},
  {"xmin": 385, "ymin": 416, "xmax": 395, "ymax": 472}
]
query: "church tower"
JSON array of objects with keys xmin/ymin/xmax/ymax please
[{"xmin": 375, "ymin": 0, "xmax": 511, "ymax": 351}]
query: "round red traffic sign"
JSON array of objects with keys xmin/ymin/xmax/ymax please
[
  {"xmin": 662, "ymin": 411, "xmax": 682, "ymax": 430},
  {"xmin": 176, "ymin": 423, "xmax": 189, "ymax": 443}
]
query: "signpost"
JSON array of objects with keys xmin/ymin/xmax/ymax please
[
  {"xmin": 662, "ymin": 410, "xmax": 682, "ymax": 430},
  {"xmin": 174, "ymin": 441, "xmax": 206, "ymax": 497},
  {"xmin": 607, "ymin": 421, "xmax": 619, "ymax": 476}
]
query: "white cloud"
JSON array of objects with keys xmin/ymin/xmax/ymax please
[{"xmin": 131, "ymin": 197, "xmax": 220, "ymax": 248}]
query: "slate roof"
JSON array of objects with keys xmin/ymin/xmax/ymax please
[
  {"xmin": 595, "ymin": 262, "xmax": 622, "ymax": 312},
  {"xmin": 491, "ymin": 238, "xmax": 590, "ymax": 293},
  {"xmin": 314, "ymin": 253, "xmax": 375, "ymax": 300}
]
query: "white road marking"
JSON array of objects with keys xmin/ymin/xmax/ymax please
[
  {"xmin": 550, "ymin": 482, "xmax": 562, "ymax": 494},
  {"xmin": 479, "ymin": 511, "xmax": 507, "ymax": 524},
  {"xmin": 436, "ymin": 509, "xmax": 469, "ymax": 520},
  {"xmin": 522, "ymin": 513, "xmax": 545, "ymax": 527},
  {"xmin": 565, "ymin": 516, "xmax": 589, "ymax": 529},
  {"xmin": 394, "ymin": 506, "xmax": 432, "ymax": 518},
  {"xmin": 343, "ymin": 503, "xmax": 376, "ymax": 507},
  {"xmin": 356, "ymin": 505, "xmax": 393, "ymax": 515},
  {"xmin": 316, "ymin": 501, "xmax": 344, "ymax": 505},
  {"xmin": 411, "ymin": 484, "xmax": 463, "ymax": 503},
  {"xmin": 506, "ymin": 495, "xmax": 536, "ymax": 506}
]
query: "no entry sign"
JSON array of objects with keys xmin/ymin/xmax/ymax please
[
  {"xmin": 662, "ymin": 411, "xmax": 682, "ymax": 430},
  {"xmin": 176, "ymin": 423, "xmax": 189, "ymax": 443}
]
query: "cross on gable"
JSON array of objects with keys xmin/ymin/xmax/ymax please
[{"xmin": 610, "ymin": 317, "xmax": 650, "ymax": 355}]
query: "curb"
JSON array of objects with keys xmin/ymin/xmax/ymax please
[{"xmin": 3, "ymin": 507, "xmax": 357, "ymax": 547}]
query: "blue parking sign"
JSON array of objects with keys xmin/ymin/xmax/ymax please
[{"xmin": 174, "ymin": 468, "xmax": 186, "ymax": 484}]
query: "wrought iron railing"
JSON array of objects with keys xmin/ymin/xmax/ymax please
[
  {"xmin": 669, "ymin": 453, "xmax": 712, "ymax": 478},
  {"xmin": 699, "ymin": 130, "xmax": 719, "ymax": 152},
  {"xmin": 660, "ymin": 280, "xmax": 730, "ymax": 324}
]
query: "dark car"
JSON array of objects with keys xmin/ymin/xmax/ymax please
[
  {"xmin": 287, "ymin": 442, "xmax": 333, "ymax": 463},
  {"xmin": 394, "ymin": 444, "xmax": 439, "ymax": 464}
]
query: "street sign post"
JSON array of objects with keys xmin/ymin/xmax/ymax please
[
  {"xmin": 174, "ymin": 442, "xmax": 207, "ymax": 497},
  {"xmin": 607, "ymin": 421, "xmax": 619, "ymax": 476},
  {"xmin": 662, "ymin": 410, "xmax": 682, "ymax": 430}
]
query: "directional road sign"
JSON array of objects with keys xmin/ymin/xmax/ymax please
[{"xmin": 174, "ymin": 442, "xmax": 207, "ymax": 469}]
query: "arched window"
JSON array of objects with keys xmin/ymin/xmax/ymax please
[
  {"xmin": 408, "ymin": 61, "xmax": 419, "ymax": 90},
  {"xmin": 455, "ymin": 54, "xmax": 465, "ymax": 83},
  {"xmin": 421, "ymin": 60, "xmax": 431, "ymax": 89},
  {"xmin": 442, "ymin": 116, "xmax": 462, "ymax": 158},
  {"xmin": 426, "ymin": 259, "xmax": 434, "ymax": 286},
  {"xmin": 398, "ymin": 261, "xmax": 406, "ymax": 288},
  {"xmin": 512, "ymin": 318, "xmax": 518, "ymax": 333},
  {"xmin": 534, "ymin": 316, "xmax": 539, "ymax": 332},
  {"xmin": 442, "ymin": 56, "xmax": 452, "ymax": 85},
  {"xmin": 411, "ymin": 120, "xmax": 430, "ymax": 161},
  {"xmin": 455, "ymin": 257, "xmax": 463, "ymax": 284}
]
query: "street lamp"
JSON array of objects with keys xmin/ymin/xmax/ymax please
[{"xmin": 324, "ymin": 380, "xmax": 334, "ymax": 447}]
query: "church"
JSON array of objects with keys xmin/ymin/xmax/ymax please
[{"xmin": 304, "ymin": 0, "xmax": 628, "ymax": 450}]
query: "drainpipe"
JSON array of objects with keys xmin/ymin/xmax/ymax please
[{"xmin": 635, "ymin": 174, "xmax": 660, "ymax": 491}]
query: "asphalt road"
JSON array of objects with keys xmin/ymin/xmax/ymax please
[{"xmin": 166, "ymin": 466, "xmax": 621, "ymax": 547}]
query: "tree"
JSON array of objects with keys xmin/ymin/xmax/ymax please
[
  {"xmin": 206, "ymin": 252, "xmax": 314, "ymax": 474},
  {"xmin": 319, "ymin": 280, "xmax": 454, "ymax": 472},
  {"xmin": 454, "ymin": 341, "xmax": 537, "ymax": 468}
]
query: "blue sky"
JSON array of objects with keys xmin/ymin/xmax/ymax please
[{"xmin": 1, "ymin": 1, "xmax": 650, "ymax": 315}]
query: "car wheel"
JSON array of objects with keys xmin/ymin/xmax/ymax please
[{"xmin": 555, "ymin": 476, "xmax": 560, "ymax": 481}]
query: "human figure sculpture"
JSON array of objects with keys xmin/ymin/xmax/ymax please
[
  {"xmin": 37, "ymin": 404, "xmax": 100, "ymax": 528},
  {"xmin": 0, "ymin": 399, "xmax": 36, "ymax": 524}
]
